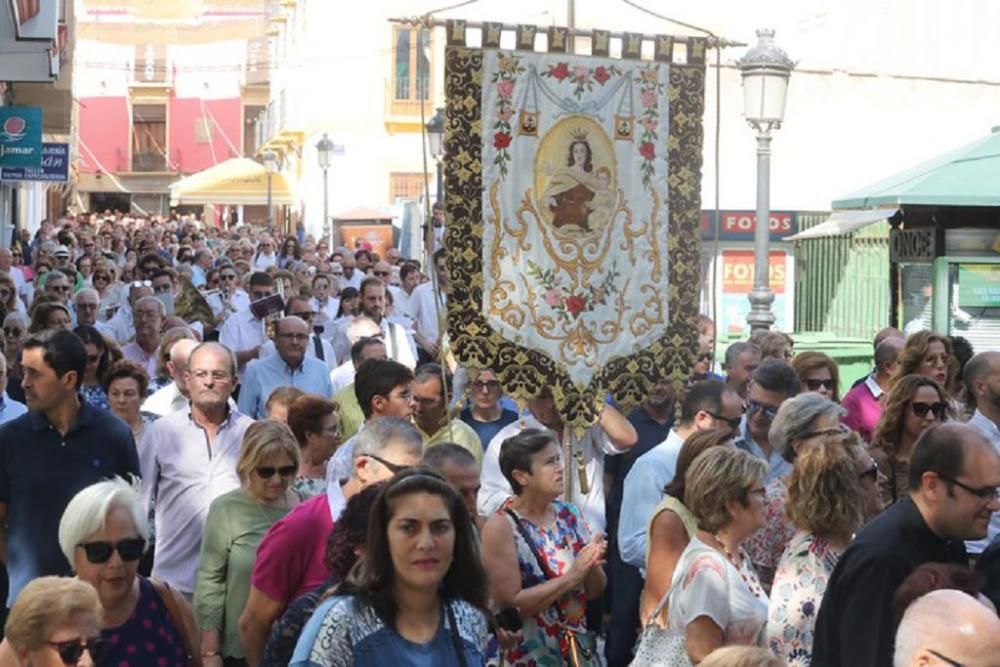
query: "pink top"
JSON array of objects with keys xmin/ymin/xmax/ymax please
[
  {"xmin": 250, "ymin": 493, "xmax": 333, "ymax": 608},
  {"xmin": 841, "ymin": 379, "xmax": 882, "ymax": 443}
]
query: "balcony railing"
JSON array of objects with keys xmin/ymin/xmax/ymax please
[{"xmin": 132, "ymin": 151, "xmax": 167, "ymax": 172}]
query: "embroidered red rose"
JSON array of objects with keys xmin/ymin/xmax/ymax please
[
  {"xmin": 494, "ymin": 132, "xmax": 512, "ymax": 149},
  {"xmin": 593, "ymin": 66, "xmax": 611, "ymax": 84},
  {"xmin": 550, "ymin": 62, "xmax": 570, "ymax": 81},
  {"xmin": 497, "ymin": 79, "xmax": 514, "ymax": 98},
  {"xmin": 565, "ymin": 294, "xmax": 587, "ymax": 316},
  {"xmin": 639, "ymin": 141, "xmax": 655, "ymax": 161}
]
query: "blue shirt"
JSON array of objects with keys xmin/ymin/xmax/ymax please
[
  {"xmin": 0, "ymin": 394, "xmax": 27, "ymax": 425},
  {"xmin": 605, "ymin": 406, "xmax": 673, "ymax": 541},
  {"xmin": 0, "ymin": 399, "xmax": 140, "ymax": 604},
  {"xmin": 617, "ymin": 428, "xmax": 685, "ymax": 571},
  {"xmin": 237, "ymin": 353, "xmax": 333, "ymax": 419},
  {"xmin": 734, "ymin": 415, "xmax": 792, "ymax": 484},
  {"xmin": 459, "ymin": 407, "xmax": 519, "ymax": 452}
]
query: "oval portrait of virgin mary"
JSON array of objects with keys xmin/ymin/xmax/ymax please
[{"xmin": 534, "ymin": 115, "xmax": 617, "ymax": 236}]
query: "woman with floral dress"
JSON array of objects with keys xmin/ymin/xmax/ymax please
[
  {"xmin": 75, "ymin": 325, "xmax": 111, "ymax": 410},
  {"xmin": 766, "ymin": 434, "xmax": 876, "ymax": 666},
  {"xmin": 481, "ymin": 428, "xmax": 607, "ymax": 666}
]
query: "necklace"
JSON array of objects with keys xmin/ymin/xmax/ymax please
[{"xmin": 712, "ymin": 533, "xmax": 765, "ymax": 599}]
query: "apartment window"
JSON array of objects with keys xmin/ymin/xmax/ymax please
[
  {"xmin": 393, "ymin": 27, "xmax": 430, "ymax": 102},
  {"xmin": 132, "ymin": 104, "xmax": 167, "ymax": 172},
  {"xmin": 390, "ymin": 172, "xmax": 429, "ymax": 203}
]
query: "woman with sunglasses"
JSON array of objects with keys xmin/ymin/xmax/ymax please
[
  {"xmin": 74, "ymin": 326, "xmax": 111, "ymax": 410},
  {"xmin": 3, "ymin": 312, "xmax": 28, "ymax": 404},
  {"xmin": 744, "ymin": 393, "xmax": 848, "ymax": 590},
  {"xmin": 55, "ymin": 477, "xmax": 201, "ymax": 667},
  {"xmin": 792, "ymin": 351, "xmax": 841, "ymax": 403},
  {"xmin": 292, "ymin": 468, "xmax": 489, "ymax": 667},
  {"xmin": 102, "ymin": 360, "xmax": 158, "ymax": 443},
  {"xmin": 641, "ymin": 429, "xmax": 735, "ymax": 633},
  {"xmin": 646, "ymin": 447, "xmax": 769, "ymax": 664},
  {"xmin": 0, "ymin": 274, "xmax": 25, "ymax": 317},
  {"xmin": 870, "ymin": 374, "xmax": 950, "ymax": 507},
  {"xmin": 194, "ymin": 421, "xmax": 301, "ymax": 667},
  {"xmin": 765, "ymin": 434, "xmax": 873, "ymax": 667},
  {"xmin": 0, "ymin": 576, "xmax": 105, "ymax": 667},
  {"xmin": 91, "ymin": 261, "xmax": 121, "ymax": 322}
]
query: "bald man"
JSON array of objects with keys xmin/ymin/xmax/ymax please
[
  {"xmin": 842, "ymin": 336, "xmax": 905, "ymax": 443},
  {"xmin": 141, "ymin": 338, "xmax": 200, "ymax": 417},
  {"xmin": 894, "ymin": 589, "xmax": 1000, "ymax": 667}
]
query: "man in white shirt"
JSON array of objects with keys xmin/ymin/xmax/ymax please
[
  {"xmin": 308, "ymin": 273, "xmax": 340, "ymax": 332},
  {"xmin": 206, "ymin": 264, "xmax": 250, "ymax": 325},
  {"xmin": 139, "ymin": 342, "xmax": 254, "ymax": 597},
  {"xmin": 330, "ymin": 335, "xmax": 387, "ymax": 395},
  {"xmin": 343, "ymin": 277, "xmax": 417, "ymax": 369},
  {"xmin": 389, "ymin": 263, "xmax": 421, "ymax": 329},
  {"xmin": 340, "ymin": 252, "xmax": 363, "ymax": 290},
  {"xmin": 477, "ymin": 387, "xmax": 637, "ymax": 534},
  {"xmin": 411, "ymin": 247, "xmax": 447, "ymax": 362},
  {"xmin": 218, "ymin": 271, "xmax": 275, "ymax": 372},
  {"xmin": 964, "ymin": 351, "xmax": 1000, "ymax": 554},
  {"xmin": 105, "ymin": 282, "xmax": 154, "ymax": 344},
  {"xmin": 141, "ymin": 338, "xmax": 199, "ymax": 417}
]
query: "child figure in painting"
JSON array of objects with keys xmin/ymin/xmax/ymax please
[{"xmin": 586, "ymin": 166, "xmax": 614, "ymax": 224}]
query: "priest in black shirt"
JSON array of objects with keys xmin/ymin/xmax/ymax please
[{"xmin": 812, "ymin": 422, "xmax": 1000, "ymax": 667}]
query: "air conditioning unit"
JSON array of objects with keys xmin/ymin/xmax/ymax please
[{"xmin": 194, "ymin": 117, "xmax": 213, "ymax": 144}]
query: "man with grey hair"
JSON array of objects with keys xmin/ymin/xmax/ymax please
[
  {"xmin": 139, "ymin": 342, "xmax": 253, "ymax": 597},
  {"xmin": 843, "ymin": 335, "xmax": 905, "ymax": 443},
  {"xmin": 72, "ymin": 288, "xmax": 111, "ymax": 336},
  {"xmin": 105, "ymin": 281, "xmax": 154, "ymax": 344},
  {"xmin": 141, "ymin": 337, "xmax": 199, "ymax": 417},
  {"xmin": 122, "ymin": 295, "xmax": 163, "ymax": 378},
  {"xmin": 239, "ymin": 417, "xmax": 423, "ymax": 665},
  {"xmin": 724, "ymin": 341, "xmax": 760, "ymax": 402},
  {"xmin": 237, "ymin": 316, "xmax": 332, "ymax": 419},
  {"xmin": 965, "ymin": 350, "xmax": 1000, "ymax": 555},
  {"xmin": 423, "ymin": 443, "xmax": 481, "ymax": 528},
  {"xmin": 191, "ymin": 248, "xmax": 213, "ymax": 287},
  {"xmin": 893, "ymin": 589, "xmax": 1000, "ymax": 667}
]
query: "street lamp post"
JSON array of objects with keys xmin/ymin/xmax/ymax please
[
  {"xmin": 426, "ymin": 108, "xmax": 445, "ymax": 204},
  {"xmin": 262, "ymin": 149, "xmax": 278, "ymax": 231},
  {"xmin": 739, "ymin": 29, "xmax": 794, "ymax": 333},
  {"xmin": 316, "ymin": 133, "xmax": 334, "ymax": 248}
]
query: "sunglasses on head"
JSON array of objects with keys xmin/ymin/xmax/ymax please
[
  {"xmin": 76, "ymin": 537, "xmax": 145, "ymax": 564},
  {"xmin": 256, "ymin": 465, "xmax": 297, "ymax": 479},
  {"xmin": 47, "ymin": 637, "xmax": 109, "ymax": 665},
  {"xmin": 805, "ymin": 378, "xmax": 835, "ymax": 391},
  {"xmin": 746, "ymin": 399, "xmax": 779, "ymax": 421},
  {"xmin": 910, "ymin": 401, "xmax": 946, "ymax": 420}
]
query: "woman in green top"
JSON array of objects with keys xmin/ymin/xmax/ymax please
[
  {"xmin": 194, "ymin": 420, "xmax": 302, "ymax": 667},
  {"xmin": 640, "ymin": 428, "xmax": 734, "ymax": 628}
]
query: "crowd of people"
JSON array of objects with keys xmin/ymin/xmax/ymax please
[{"xmin": 0, "ymin": 211, "xmax": 997, "ymax": 667}]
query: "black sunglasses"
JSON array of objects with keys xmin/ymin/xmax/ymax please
[
  {"xmin": 697, "ymin": 352, "xmax": 713, "ymax": 363},
  {"xmin": 366, "ymin": 454, "xmax": 409, "ymax": 474},
  {"xmin": 256, "ymin": 465, "xmax": 297, "ymax": 479},
  {"xmin": 910, "ymin": 401, "xmax": 946, "ymax": 420},
  {"xmin": 47, "ymin": 637, "xmax": 109, "ymax": 665},
  {"xmin": 927, "ymin": 649, "xmax": 964, "ymax": 666},
  {"xmin": 706, "ymin": 411, "xmax": 742, "ymax": 433},
  {"xmin": 77, "ymin": 537, "xmax": 146, "ymax": 564},
  {"xmin": 746, "ymin": 399, "xmax": 779, "ymax": 421},
  {"xmin": 374, "ymin": 270, "xmax": 390, "ymax": 277},
  {"xmin": 805, "ymin": 378, "xmax": 835, "ymax": 391},
  {"xmin": 859, "ymin": 460, "xmax": 879, "ymax": 482}
]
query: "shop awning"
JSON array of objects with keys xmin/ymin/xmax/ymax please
[
  {"xmin": 169, "ymin": 157, "xmax": 297, "ymax": 206},
  {"xmin": 833, "ymin": 126, "xmax": 1000, "ymax": 209},
  {"xmin": 786, "ymin": 208, "xmax": 898, "ymax": 240}
]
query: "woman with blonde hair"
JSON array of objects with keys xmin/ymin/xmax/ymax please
[
  {"xmin": 1, "ymin": 576, "xmax": 105, "ymax": 667},
  {"xmin": 0, "ymin": 274, "xmax": 25, "ymax": 316},
  {"xmin": 791, "ymin": 351, "xmax": 841, "ymax": 403},
  {"xmin": 654, "ymin": 447, "xmax": 769, "ymax": 663},
  {"xmin": 765, "ymin": 435, "xmax": 872, "ymax": 666},
  {"xmin": 194, "ymin": 420, "xmax": 301, "ymax": 666},
  {"xmin": 870, "ymin": 374, "xmax": 949, "ymax": 506},
  {"xmin": 27, "ymin": 299, "xmax": 71, "ymax": 334}
]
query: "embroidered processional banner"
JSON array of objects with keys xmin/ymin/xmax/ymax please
[{"xmin": 444, "ymin": 23, "xmax": 706, "ymax": 430}]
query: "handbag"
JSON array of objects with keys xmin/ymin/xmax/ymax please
[
  {"xmin": 628, "ymin": 584, "xmax": 690, "ymax": 667},
  {"xmin": 503, "ymin": 508, "xmax": 600, "ymax": 667},
  {"xmin": 150, "ymin": 578, "xmax": 203, "ymax": 667}
]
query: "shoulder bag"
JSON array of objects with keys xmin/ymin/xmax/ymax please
[
  {"xmin": 503, "ymin": 508, "xmax": 600, "ymax": 667},
  {"xmin": 150, "ymin": 578, "xmax": 203, "ymax": 667}
]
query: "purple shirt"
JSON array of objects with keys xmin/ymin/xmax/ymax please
[{"xmin": 842, "ymin": 377, "xmax": 882, "ymax": 443}]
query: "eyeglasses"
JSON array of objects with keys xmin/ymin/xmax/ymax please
[
  {"xmin": 291, "ymin": 311, "xmax": 314, "ymax": 320},
  {"xmin": 46, "ymin": 637, "xmax": 109, "ymax": 665},
  {"xmin": 697, "ymin": 352, "xmax": 713, "ymax": 363},
  {"xmin": 746, "ymin": 399, "xmax": 780, "ymax": 422},
  {"xmin": 386, "ymin": 389, "xmax": 413, "ymax": 403},
  {"xmin": 800, "ymin": 423, "xmax": 849, "ymax": 440},
  {"xmin": 805, "ymin": 378, "xmax": 835, "ymax": 391},
  {"xmin": 76, "ymin": 537, "xmax": 146, "ymax": 564},
  {"xmin": 374, "ymin": 271, "xmax": 390, "ymax": 277},
  {"xmin": 152, "ymin": 283, "xmax": 172, "ymax": 294},
  {"xmin": 910, "ymin": 401, "xmax": 947, "ymax": 420},
  {"xmin": 472, "ymin": 379, "xmax": 500, "ymax": 392},
  {"xmin": 93, "ymin": 274, "xmax": 109, "ymax": 281},
  {"xmin": 3, "ymin": 327, "xmax": 22, "ymax": 336},
  {"xmin": 932, "ymin": 471, "xmax": 1000, "ymax": 502},
  {"xmin": 49, "ymin": 284, "xmax": 72, "ymax": 293},
  {"xmin": 277, "ymin": 333, "xmax": 309, "ymax": 342},
  {"xmin": 926, "ymin": 649, "xmax": 964, "ymax": 666},
  {"xmin": 221, "ymin": 274, "xmax": 238, "ymax": 281},
  {"xmin": 256, "ymin": 465, "xmax": 297, "ymax": 479},
  {"xmin": 859, "ymin": 460, "xmax": 879, "ymax": 482},
  {"xmin": 365, "ymin": 454, "xmax": 409, "ymax": 474},
  {"xmin": 706, "ymin": 411, "xmax": 742, "ymax": 433}
]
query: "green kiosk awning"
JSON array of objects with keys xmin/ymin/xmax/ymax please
[{"xmin": 834, "ymin": 126, "xmax": 1000, "ymax": 209}]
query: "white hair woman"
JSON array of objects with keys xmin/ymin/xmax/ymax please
[
  {"xmin": 0, "ymin": 576, "xmax": 104, "ymax": 667},
  {"xmin": 57, "ymin": 477, "xmax": 200, "ymax": 666}
]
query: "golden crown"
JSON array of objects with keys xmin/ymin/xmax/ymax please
[{"xmin": 570, "ymin": 128, "xmax": 589, "ymax": 141}]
